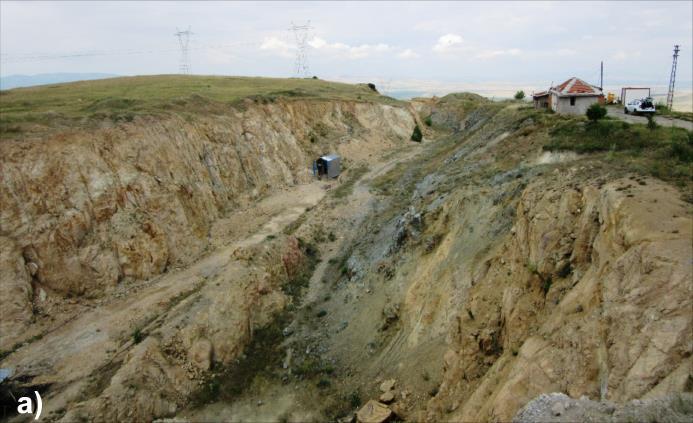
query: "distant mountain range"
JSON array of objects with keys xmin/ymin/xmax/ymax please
[{"xmin": 0, "ymin": 73, "xmax": 119, "ymax": 90}]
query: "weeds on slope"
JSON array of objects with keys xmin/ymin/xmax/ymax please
[
  {"xmin": 544, "ymin": 118, "xmax": 692, "ymax": 192},
  {"xmin": 191, "ymin": 237, "xmax": 319, "ymax": 407}
]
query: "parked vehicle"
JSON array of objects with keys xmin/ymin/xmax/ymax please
[
  {"xmin": 620, "ymin": 87, "xmax": 651, "ymax": 106},
  {"xmin": 624, "ymin": 97, "xmax": 656, "ymax": 114}
]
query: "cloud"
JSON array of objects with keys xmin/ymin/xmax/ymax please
[
  {"xmin": 307, "ymin": 36, "xmax": 390, "ymax": 59},
  {"xmin": 433, "ymin": 34, "xmax": 463, "ymax": 53},
  {"xmin": 475, "ymin": 48, "xmax": 522, "ymax": 59},
  {"xmin": 259, "ymin": 36, "xmax": 294, "ymax": 58},
  {"xmin": 397, "ymin": 48, "xmax": 419, "ymax": 59},
  {"xmin": 261, "ymin": 34, "xmax": 393, "ymax": 60}
]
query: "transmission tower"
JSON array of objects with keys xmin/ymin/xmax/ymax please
[
  {"xmin": 174, "ymin": 27, "xmax": 193, "ymax": 75},
  {"xmin": 666, "ymin": 44, "xmax": 680, "ymax": 109},
  {"xmin": 289, "ymin": 21, "xmax": 312, "ymax": 77}
]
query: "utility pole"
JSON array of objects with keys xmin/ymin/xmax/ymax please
[
  {"xmin": 174, "ymin": 27, "xmax": 193, "ymax": 75},
  {"xmin": 289, "ymin": 21, "xmax": 312, "ymax": 78},
  {"xmin": 600, "ymin": 61, "xmax": 603, "ymax": 91},
  {"xmin": 666, "ymin": 44, "xmax": 680, "ymax": 110}
]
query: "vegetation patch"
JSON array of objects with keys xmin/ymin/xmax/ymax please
[
  {"xmin": 281, "ymin": 238, "xmax": 319, "ymax": 302},
  {"xmin": 191, "ymin": 310, "xmax": 291, "ymax": 406},
  {"xmin": 411, "ymin": 124, "xmax": 423, "ymax": 142},
  {"xmin": 544, "ymin": 118, "xmax": 692, "ymax": 189},
  {"xmin": 655, "ymin": 103, "xmax": 693, "ymax": 122}
]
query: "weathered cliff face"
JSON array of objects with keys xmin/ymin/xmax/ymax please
[
  {"xmin": 424, "ymin": 176, "xmax": 692, "ymax": 422},
  {"xmin": 0, "ymin": 99, "xmax": 415, "ymax": 350}
]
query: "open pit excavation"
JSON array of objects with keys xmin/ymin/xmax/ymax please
[{"xmin": 1, "ymin": 76, "xmax": 692, "ymax": 423}]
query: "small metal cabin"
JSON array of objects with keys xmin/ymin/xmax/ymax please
[{"xmin": 314, "ymin": 154, "xmax": 341, "ymax": 179}]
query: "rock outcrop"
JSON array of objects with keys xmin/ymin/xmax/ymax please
[{"xmin": 425, "ymin": 176, "xmax": 692, "ymax": 421}]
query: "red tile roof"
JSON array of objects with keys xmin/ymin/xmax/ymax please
[{"xmin": 551, "ymin": 77, "xmax": 602, "ymax": 96}]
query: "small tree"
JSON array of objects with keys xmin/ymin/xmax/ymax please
[
  {"xmin": 514, "ymin": 90, "xmax": 526, "ymax": 100},
  {"xmin": 411, "ymin": 124, "xmax": 423, "ymax": 142},
  {"xmin": 586, "ymin": 103, "xmax": 607, "ymax": 122},
  {"xmin": 646, "ymin": 114, "xmax": 658, "ymax": 130}
]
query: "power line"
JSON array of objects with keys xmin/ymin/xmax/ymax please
[
  {"xmin": 174, "ymin": 27, "xmax": 193, "ymax": 74},
  {"xmin": 666, "ymin": 44, "xmax": 680, "ymax": 109},
  {"xmin": 289, "ymin": 21, "xmax": 312, "ymax": 78}
]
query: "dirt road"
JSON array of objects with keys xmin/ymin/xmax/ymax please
[
  {"xmin": 184, "ymin": 142, "xmax": 425, "ymax": 422},
  {"xmin": 607, "ymin": 106, "xmax": 693, "ymax": 130}
]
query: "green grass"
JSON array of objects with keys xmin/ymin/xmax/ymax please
[
  {"xmin": 655, "ymin": 103, "xmax": 693, "ymax": 122},
  {"xmin": 0, "ymin": 74, "xmax": 403, "ymax": 134},
  {"xmin": 544, "ymin": 118, "xmax": 692, "ymax": 190}
]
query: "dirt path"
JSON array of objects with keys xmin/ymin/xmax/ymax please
[
  {"xmin": 184, "ymin": 142, "xmax": 425, "ymax": 422},
  {"xmin": 607, "ymin": 106, "xmax": 693, "ymax": 130},
  {"xmin": 304, "ymin": 143, "xmax": 423, "ymax": 304}
]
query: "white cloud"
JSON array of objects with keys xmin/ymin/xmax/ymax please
[
  {"xmin": 397, "ymin": 48, "xmax": 420, "ymax": 59},
  {"xmin": 475, "ymin": 48, "xmax": 522, "ymax": 59},
  {"xmin": 307, "ymin": 36, "xmax": 390, "ymax": 59},
  {"xmin": 259, "ymin": 36, "xmax": 294, "ymax": 58},
  {"xmin": 433, "ymin": 34, "xmax": 463, "ymax": 53}
]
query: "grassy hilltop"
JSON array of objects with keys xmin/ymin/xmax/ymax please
[{"xmin": 0, "ymin": 75, "xmax": 401, "ymax": 133}]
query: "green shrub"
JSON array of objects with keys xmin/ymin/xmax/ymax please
[
  {"xmin": 132, "ymin": 328, "xmax": 144, "ymax": 344},
  {"xmin": 670, "ymin": 135, "xmax": 693, "ymax": 162},
  {"xmin": 586, "ymin": 103, "xmax": 607, "ymax": 122},
  {"xmin": 646, "ymin": 114, "xmax": 658, "ymax": 130},
  {"xmin": 424, "ymin": 115, "xmax": 433, "ymax": 126},
  {"xmin": 411, "ymin": 124, "xmax": 423, "ymax": 142},
  {"xmin": 514, "ymin": 90, "xmax": 525, "ymax": 100}
]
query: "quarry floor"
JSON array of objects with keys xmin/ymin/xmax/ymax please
[
  {"xmin": 184, "ymin": 141, "xmax": 427, "ymax": 421},
  {"xmin": 3, "ymin": 139, "xmax": 425, "ymax": 422}
]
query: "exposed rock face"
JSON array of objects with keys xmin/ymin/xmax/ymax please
[
  {"xmin": 0, "ymin": 237, "xmax": 33, "ymax": 346},
  {"xmin": 425, "ymin": 177, "xmax": 692, "ymax": 421},
  {"xmin": 0, "ymin": 99, "xmax": 415, "ymax": 350}
]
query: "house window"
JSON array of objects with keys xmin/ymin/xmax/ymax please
[{"xmin": 570, "ymin": 96, "xmax": 576, "ymax": 106}]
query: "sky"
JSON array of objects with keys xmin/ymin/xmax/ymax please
[{"xmin": 1, "ymin": 1, "xmax": 692, "ymax": 98}]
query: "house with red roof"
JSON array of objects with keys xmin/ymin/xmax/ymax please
[{"xmin": 533, "ymin": 77, "xmax": 604, "ymax": 115}]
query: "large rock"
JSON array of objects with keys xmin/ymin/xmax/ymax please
[{"xmin": 357, "ymin": 400, "xmax": 392, "ymax": 423}]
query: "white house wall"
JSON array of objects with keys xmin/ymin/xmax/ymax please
[{"xmin": 555, "ymin": 96, "xmax": 599, "ymax": 115}]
